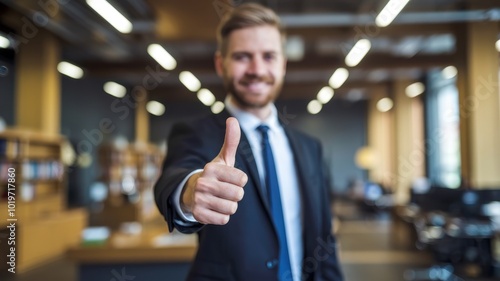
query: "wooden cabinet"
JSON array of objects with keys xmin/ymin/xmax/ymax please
[
  {"xmin": 0, "ymin": 129, "xmax": 87, "ymax": 273},
  {"xmin": 91, "ymin": 143, "xmax": 164, "ymax": 229}
]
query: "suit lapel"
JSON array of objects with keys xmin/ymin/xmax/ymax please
[
  {"xmin": 283, "ymin": 126, "xmax": 322, "ymax": 259},
  {"xmin": 238, "ymin": 132, "xmax": 272, "ymax": 214}
]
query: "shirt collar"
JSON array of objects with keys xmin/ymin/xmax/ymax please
[{"xmin": 224, "ymin": 95, "xmax": 282, "ymax": 134}]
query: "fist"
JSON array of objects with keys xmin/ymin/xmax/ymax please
[{"xmin": 182, "ymin": 117, "xmax": 248, "ymax": 225}]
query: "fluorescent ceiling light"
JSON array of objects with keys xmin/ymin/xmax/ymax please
[
  {"xmin": 211, "ymin": 101, "xmax": 225, "ymax": 114},
  {"xmin": 496, "ymin": 39, "xmax": 500, "ymax": 52},
  {"xmin": 57, "ymin": 61, "xmax": 84, "ymax": 79},
  {"xmin": 328, "ymin": 68, "xmax": 349, "ymax": 89},
  {"xmin": 307, "ymin": 100, "xmax": 322, "ymax": 115},
  {"xmin": 104, "ymin": 81, "xmax": 126, "ymax": 98},
  {"xmin": 375, "ymin": 0, "xmax": 410, "ymax": 27},
  {"xmin": 317, "ymin": 86, "xmax": 334, "ymax": 104},
  {"xmin": 377, "ymin": 98, "xmax": 394, "ymax": 112},
  {"xmin": 86, "ymin": 0, "xmax": 132, "ymax": 33},
  {"xmin": 179, "ymin": 71, "xmax": 201, "ymax": 92},
  {"xmin": 0, "ymin": 35, "xmax": 10, "ymax": 49},
  {"xmin": 442, "ymin": 66, "xmax": 457, "ymax": 80},
  {"xmin": 147, "ymin": 44, "xmax": 177, "ymax": 70},
  {"xmin": 197, "ymin": 88, "xmax": 216, "ymax": 106},
  {"xmin": 405, "ymin": 82, "xmax": 425, "ymax": 98},
  {"xmin": 146, "ymin": 100, "xmax": 165, "ymax": 116},
  {"xmin": 345, "ymin": 39, "xmax": 371, "ymax": 67}
]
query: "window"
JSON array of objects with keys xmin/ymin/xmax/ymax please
[{"xmin": 425, "ymin": 70, "xmax": 461, "ymax": 188}]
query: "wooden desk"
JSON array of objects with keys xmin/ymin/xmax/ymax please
[{"xmin": 68, "ymin": 226, "xmax": 198, "ymax": 281}]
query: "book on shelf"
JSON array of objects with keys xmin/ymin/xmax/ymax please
[
  {"xmin": 0, "ymin": 138, "xmax": 20, "ymax": 158},
  {"xmin": 21, "ymin": 160, "xmax": 64, "ymax": 181}
]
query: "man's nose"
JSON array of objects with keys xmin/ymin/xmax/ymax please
[{"xmin": 246, "ymin": 57, "xmax": 266, "ymax": 76}]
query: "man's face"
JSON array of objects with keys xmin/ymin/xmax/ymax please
[{"xmin": 215, "ymin": 25, "xmax": 286, "ymax": 109}]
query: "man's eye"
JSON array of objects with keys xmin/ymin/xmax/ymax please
[
  {"xmin": 264, "ymin": 53, "xmax": 276, "ymax": 61},
  {"xmin": 233, "ymin": 54, "xmax": 250, "ymax": 61}
]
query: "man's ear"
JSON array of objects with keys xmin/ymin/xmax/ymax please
[{"xmin": 214, "ymin": 51, "xmax": 224, "ymax": 77}]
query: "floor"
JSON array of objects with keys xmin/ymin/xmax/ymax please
[
  {"xmin": 335, "ymin": 200, "xmax": 436, "ymax": 281},
  {"xmin": 2, "ymin": 200, "xmax": 498, "ymax": 281}
]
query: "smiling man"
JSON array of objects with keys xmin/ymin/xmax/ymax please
[{"xmin": 154, "ymin": 3, "xmax": 343, "ymax": 281}]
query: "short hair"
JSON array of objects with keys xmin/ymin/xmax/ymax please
[{"xmin": 216, "ymin": 3, "xmax": 286, "ymax": 56}]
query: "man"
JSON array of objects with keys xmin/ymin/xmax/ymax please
[{"xmin": 154, "ymin": 3, "xmax": 343, "ymax": 281}]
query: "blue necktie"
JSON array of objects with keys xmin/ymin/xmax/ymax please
[{"xmin": 257, "ymin": 125, "xmax": 293, "ymax": 281}]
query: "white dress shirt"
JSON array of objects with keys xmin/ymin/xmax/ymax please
[{"xmin": 173, "ymin": 96, "xmax": 303, "ymax": 280}]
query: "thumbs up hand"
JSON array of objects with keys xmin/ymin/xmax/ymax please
[{"xmin": 181, "ymin": 117, "xmax": 248, "ymax": 225}]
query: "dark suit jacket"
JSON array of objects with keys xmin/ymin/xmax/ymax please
[{"xmin": 154, "ymin": 110, "xmax": 343, "ymax": 281}]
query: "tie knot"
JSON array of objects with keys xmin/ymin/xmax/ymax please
[{"xmin": 256, "ymin": 125, "xmax": 270, "ymax": 137}]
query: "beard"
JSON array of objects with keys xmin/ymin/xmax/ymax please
[{"xmin": 223, "ymin": 73, "xmax": 283, "ymax": 109}]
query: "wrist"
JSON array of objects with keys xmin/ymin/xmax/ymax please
[{"xmin": 181, "ymin": 172, "xmax": 201, "ymax": 213}]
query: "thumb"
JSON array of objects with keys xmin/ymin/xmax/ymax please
[{"xmin": 216, "ymin": 117, "xmax": 241, "ymax": 166}]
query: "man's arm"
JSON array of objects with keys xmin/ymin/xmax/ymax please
[{"xmin": 154, "ymin": 165, "xmax": 204, "ymax": 233}]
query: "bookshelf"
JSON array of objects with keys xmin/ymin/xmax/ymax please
[
  {"xmin": 0, "ymin": 129, "xmax": 87, "ymax": 273},
  {"xmin": 91, "ymin": 143, "xmax": 164, "ymax": 229}
]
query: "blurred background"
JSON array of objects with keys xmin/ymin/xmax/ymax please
[{"xmin": 0, "ymin": 0, "xmax": 499, "ymax": 280}]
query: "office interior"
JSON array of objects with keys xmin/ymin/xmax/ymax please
[{"xmin": 0, "ymin": 0, "xmax": 499, "ymax": 280}]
